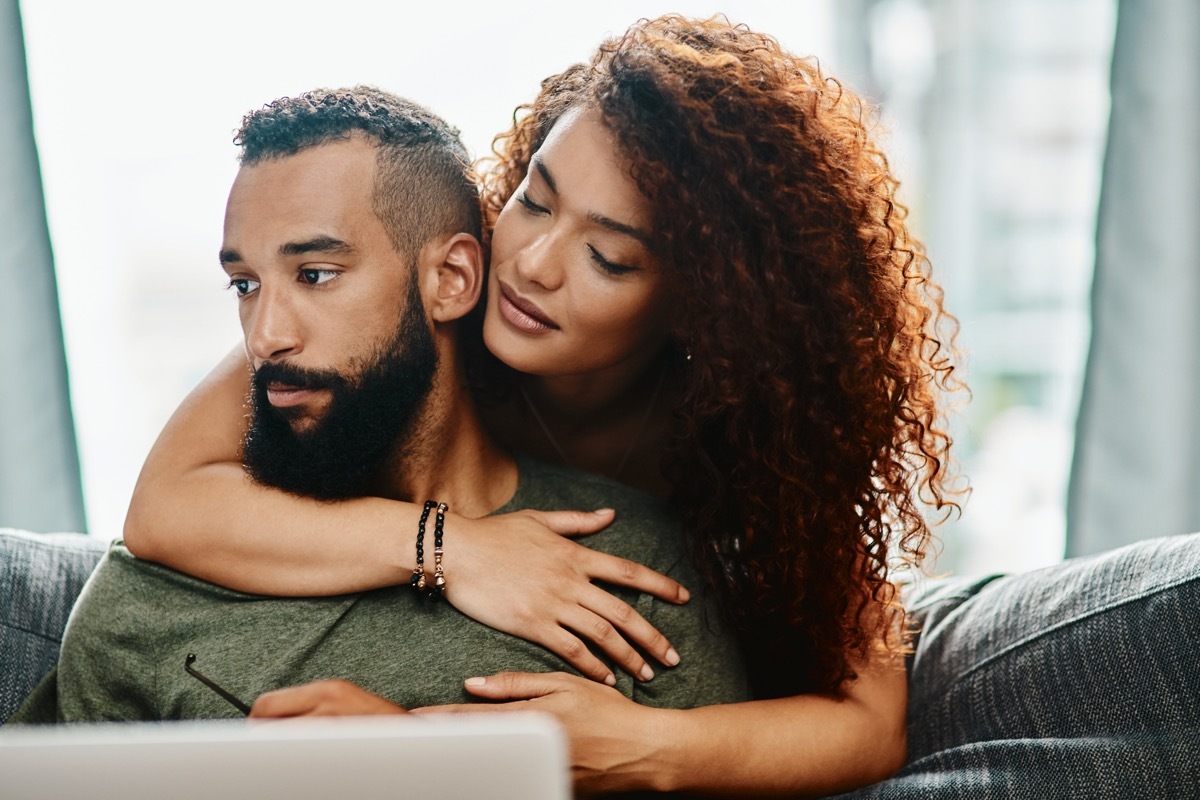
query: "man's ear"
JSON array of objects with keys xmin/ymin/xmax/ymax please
[{"xmin": 422, "ymin": 233, "xmax": 485, "ymax": 323}]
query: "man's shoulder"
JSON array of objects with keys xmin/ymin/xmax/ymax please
[
  {"xmin": 81, "ymin": 541, "xmax": 270, "ymax": 610},
  {"xmin": 506, "ymin": 454, "xmax": 671, "ymax": 513},
  {"xmin": 502, "ymin": 454, "xmax": 683, "ymax": 565}
]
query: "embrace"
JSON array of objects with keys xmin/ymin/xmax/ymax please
[{"xmin": 10, "ymin": 14, "xmax": 1199, "ymax": 800}]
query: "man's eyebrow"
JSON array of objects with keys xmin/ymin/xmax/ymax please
[
  {"xmin": 218, "ymin": 248, "xmax": 241, "ymax": 267},
  {"xmin": 279, "ymin": 235, "xmax": 356, "ymax": 257}
]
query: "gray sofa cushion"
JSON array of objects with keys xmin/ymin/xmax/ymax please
[
  {"xmin": 832, "ymin": 532, "xmax": 1200, "ymax": 799},
  {"xmin": 0, "ymin": 529, "xmax": 106, "ymax": 722}
]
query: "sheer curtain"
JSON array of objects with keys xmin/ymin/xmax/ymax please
[
  {"xmin": 1067, "ymin": 0, "xmax": 1200, "ymax": 555},
  {"xmin": 0, "ymin": 0, "xmax": 86, "ymax": 533}
]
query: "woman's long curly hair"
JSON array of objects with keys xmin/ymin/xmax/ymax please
[{"xmin": 479, "ymin": 15, "xmax": 964, "ymax": 698}]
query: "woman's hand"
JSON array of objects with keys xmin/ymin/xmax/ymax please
[
  {"xmin": 445, "ymin": 510, "xmax": 689, "ymax": 685},
  {"xmin": 416, "ymin": 671, "xmax": 672, "ymax": 795},
  {"xmin": 249, "ymin": 679, "xmax": 408, "ymax": 718}
]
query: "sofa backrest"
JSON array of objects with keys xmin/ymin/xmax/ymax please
[{"xmin": 1, "ymin": 529, "xmax": 106, "ymax": 722}]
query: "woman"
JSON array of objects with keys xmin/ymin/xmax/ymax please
[{"xmin": 125, "ymin": 15, "xmax": 959, "ymax": 796}]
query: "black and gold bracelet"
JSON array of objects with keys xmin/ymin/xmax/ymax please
[{"xmin": 411, "ymin": 500, "xmax": 448, "ymax": 598}]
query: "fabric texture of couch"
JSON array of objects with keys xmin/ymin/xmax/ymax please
[{"xmin": 1, "ymin": 529, "xmax": 105, "ymax": 721}]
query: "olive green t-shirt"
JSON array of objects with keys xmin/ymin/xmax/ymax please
[{"xmin": 10, "ymin": 456, "xmax": 748, "ymax": 723}]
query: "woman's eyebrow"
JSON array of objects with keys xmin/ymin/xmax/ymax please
[
  {"xmin": 532, "ymin": 156, "xmax": 557, "ymax": 193},
  {"xmin": 533, "ymin": 155, "xmax": 649, "ymax": 245},
  {"xmin": 587, "ymin": 212, "xmax": 650, "ymax": 246}
]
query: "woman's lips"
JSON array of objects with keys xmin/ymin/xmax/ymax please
[
  {"xmin": 266, "ymin": 384, "xmax": 320, "ymax": 408},
  {"xmin": 497, "ymin": 282, "xmax": 559, "ymax": 333}
]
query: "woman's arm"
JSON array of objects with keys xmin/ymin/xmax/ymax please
[
  {"xmin": 123, "ymin": 346, "xmax": 689, "ymax": 682},
  {"xmin": 430, "ymin": 649, "xmax": 907, "ymax": 797},
  {"xmin": 125, "ymin": 348, "xmax": 425, "ymax": 595},
  {"xmin": 257, "ymin": 651, "xmax": 906, "ymax": 797}
]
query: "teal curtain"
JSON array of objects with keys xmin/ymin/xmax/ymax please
[
  {"xmin": 0, "ymin": 0, "xmax": 86, "ymax": 532},
  {"xmin": 1067, "ymin": 0, "xmax": 1200, "ymax": 554}
]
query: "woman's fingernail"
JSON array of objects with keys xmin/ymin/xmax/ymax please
[
  {"xmin": 665, "ymin": 648, "xmax": 680, "ymax": 666},
  {"xmin": 595, "ymin": 508, "xmax": 614, "ymax": 515},
  {"xmin": 465, "ymin": 677, "xmax": 486, "ymax": 688},
  {"xmin": 640, "ymin": 665, "xmax": 655, "ymax": 681},
  {"xmin": 604, "ymin": 673, "xmax": 616, "ymax": 687},
  {"xmin": 679, "ymin": 587, "xmax": 691, "ymax": 602}
]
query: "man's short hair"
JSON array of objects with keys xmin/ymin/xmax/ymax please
[{"xmin": 234, "ymin": 86, "xmax": 481, "ymax": 256}]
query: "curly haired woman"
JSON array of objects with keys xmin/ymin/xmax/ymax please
[{"xmin": 125, "ymin": 15, "xmax": 961, "ymax": 796}]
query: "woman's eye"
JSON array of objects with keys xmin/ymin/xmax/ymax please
[
  {"xmin": 587, "ymin": 245, "xmax": 637, "ymax": 277},
  {"xmin": 299, "ymin": 269, "xmax": 338, "ymax": 285},
  {"xmin": 226, "ymin": 277, "xmax": 260, "ymax": 297},
  {"xmin": 518, "ymin": 192, "xmax": 549, "ymax": 215}
]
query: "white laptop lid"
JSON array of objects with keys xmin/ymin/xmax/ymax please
[{"xmin": 0, "ymin": 713, "xmax": 569, "ymax": 800}]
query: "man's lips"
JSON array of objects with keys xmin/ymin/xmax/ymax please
[
  {"xmin": 497, "ymin": 282, "xmax": 559, "ymax": 333},
  {"xmin": 265, "ymin": 382, "xmax": 322, "ymax": 408}
]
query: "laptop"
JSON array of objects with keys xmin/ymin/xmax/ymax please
[{"xmin": 0, "ymin": 713, "xmax": 569, "ymax": 800}]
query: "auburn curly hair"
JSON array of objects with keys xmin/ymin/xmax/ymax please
[{"xmin": 479, "ymin": 15, "xmax": 964, "ymax": 698}]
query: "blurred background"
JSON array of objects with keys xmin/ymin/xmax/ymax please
[{"xmin": 8, "ymin": 0, "xmax": 1195, "ymax": 576}]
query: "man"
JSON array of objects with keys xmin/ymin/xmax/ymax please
[{"xmin": 9, "ymin": 87, "xmax": 747, "ymax": 722}]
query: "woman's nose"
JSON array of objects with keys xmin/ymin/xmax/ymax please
[{"xmin": 513, "ymin": 231, "xmax": 564, "ymax": 291}]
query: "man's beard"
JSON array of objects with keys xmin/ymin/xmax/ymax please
[{"xmin": 242, "ymin": 281, "xmax": 438, "ymax": 500}]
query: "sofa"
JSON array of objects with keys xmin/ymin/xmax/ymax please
[{"xmin": 3, "ymin": 527, "xmax": 1198, "ymax": 798}]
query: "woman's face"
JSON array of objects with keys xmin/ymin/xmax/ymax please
[{"xmin": 483, "ymin": 106, "xmax": 670, "ymax": 379}]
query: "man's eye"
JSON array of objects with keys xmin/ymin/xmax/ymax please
[
  {"xmin": 226, "ymin": 278, "xmax": 260, "ymax": 297},
  {"xmin": 299, "ymin": 269, "xmax": 338, "ymax": 285}
]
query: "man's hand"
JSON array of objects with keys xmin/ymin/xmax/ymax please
[{"xmin": 249, "ymin": 679, "xmax": 408, "ymax": 718}]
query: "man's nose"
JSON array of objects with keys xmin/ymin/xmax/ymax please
[
  {"xmin": 244, "ymin": 288, "xmax": 303, "ymax": 363},
  {"xmin": 513, "ymin": 231, "xmax": 564, "ymax": 291}
]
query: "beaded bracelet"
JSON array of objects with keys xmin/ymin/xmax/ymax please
[
  {"xmin": 410, "ymin": 500, "xmax": 448, "ymax": 599},
  {"xmin": 431, "ymin": 501, "xmax": 447, "ymax": 597}
]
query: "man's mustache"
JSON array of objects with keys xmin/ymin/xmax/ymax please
[{"xmin": 252, "ymin": 361, "xmax": 347, "ymax": 393}]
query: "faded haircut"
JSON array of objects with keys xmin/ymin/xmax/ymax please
[{"xmin": 234, "ymin": 86, "xmax": 481, "ymax": 257}]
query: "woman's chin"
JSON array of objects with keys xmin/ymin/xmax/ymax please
[{"xmin": 482, "ymin": 320, "xmax": 555, "ymax": 377}]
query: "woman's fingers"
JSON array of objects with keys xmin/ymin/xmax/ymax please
[
  {"xmin": 535, "ymin": 511, "xmax": 692, "ymax": 605},
  {"xmin": 529, "ymin": 508, "xmax": 616, "ymax": 536},
  {"xmin": 411, "ymin": 700, "xmax": 531, "ymax": 716},
  {"xmin": 582, "ymin": 548, "xmax": 690, "ymax": 605},
  {"xmin": 534, "ymin": 625, "xmax": 617, "ymax": 686},
  {"xmin": 578, "ymin": 586, "xmax": 680, "ymax": 669},
  {"xmin": 447, "ymin": 510, "xmax": 688, "ymax": 682},
  {"xmin": 558, "ymin": 605, "xmax": 654, "ymax": 681},
  {"xmin": 462, "ymin": 671, "xmax": 580, "ymax": 700}
]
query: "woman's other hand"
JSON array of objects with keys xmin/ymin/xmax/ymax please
[
  {"xmin": 249, "ymin": 679, "xmax": 408, "ymax": 718},
  {"xmin": 416, "ymin": 671, "xmax": 672, "ymax": 795},
  {"xmin": 446, "ymin": 510, "xmax": 689, "ymax": 685}
]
